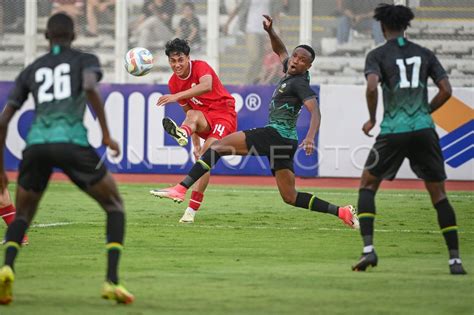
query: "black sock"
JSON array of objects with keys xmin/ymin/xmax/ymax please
[
  {"xmin": 434, "ymin": 198, "xmax": 459, "ymax": 259},
  {"xmin": 4, "ymin": 219, "xmax": 29, "ymax": 269},
  {"xmin": 180, "ymin": 149, "xmax": 221, "ymax": 188},
  {"xmin": 106, "ymin": 211, "xmax": 124, "ymax": 284},
  {"xmin": 295, "ymin": 192, "xmax": 339, "ymax": 216},
  {"xmin": 358, "ymin": 189, "xmax": 376, "ymax": 248}
]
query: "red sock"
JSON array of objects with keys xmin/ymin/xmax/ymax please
[
  {"xmin": 0, "ymin": 204, "xmax": 16, "ymax": 225},
  {"xmin": 180, "ymin": 124, "xmax": 192, "ymax": 137},
  {"xmin": 189, "ymin": 191, "xmax": 204, "ymax": 211}
]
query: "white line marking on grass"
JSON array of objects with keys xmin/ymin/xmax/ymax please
[
  {"xmin": 32, "ymin": 221, "xmax": 473, "ymax": 235},
  {"xmin": 31, "ymin": 222, "xmax": 73, "ymax": 228},
  {"xmin": 206, "ymin": 188, "xmax": 472, "ymax": 199}
]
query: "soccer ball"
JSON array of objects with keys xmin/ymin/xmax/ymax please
[{"xmin": 124, "ymin": 47, "xmax": 154, "ymax": 76}]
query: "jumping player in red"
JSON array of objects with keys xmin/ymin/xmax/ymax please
[{"xmin": 150, "ymin": 38, "xmax": 237, "ymax": 223}]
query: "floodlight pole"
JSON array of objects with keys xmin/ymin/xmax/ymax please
[
  {"xmin": 25, "ymin": 0, "xmax": 38, "ymax": 67},
  {"xmin": 207, "ymin": 0, "xmax": 220, "ymax": 74},
  {"xmin": 299, "ymin": 0, "xmax": 313, "ymax": 46},
  {"xmin": 115, "ymin": 0, "xmax": 128, "ymax": 83}
]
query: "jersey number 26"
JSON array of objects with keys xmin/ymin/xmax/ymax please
[{"xmin": 35, "ymin": 63, "xmax": 72, "ymax": 104}]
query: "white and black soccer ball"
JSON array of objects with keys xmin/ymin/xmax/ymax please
[{"xmin": 124, "ymin": 47, "xmax": 154, "ymax": 76}]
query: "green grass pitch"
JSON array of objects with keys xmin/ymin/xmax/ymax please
[{"xmin": 0, "ymin": 182, "xmax": 472, "ymax": 315}]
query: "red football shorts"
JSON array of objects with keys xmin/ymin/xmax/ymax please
[{"xmin": 197, "ymin": 108, "xmax": 237, "ymax": 140}]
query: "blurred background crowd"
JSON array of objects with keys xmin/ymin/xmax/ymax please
[{"xmin": 0, "ymin": 0, "xmax": 472, "ymax": 87}]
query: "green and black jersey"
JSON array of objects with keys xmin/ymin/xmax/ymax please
[
  {"xmin": 266, "ymin": 58, "xmax": 317, "ymax": 140},
  {"xmin": 365, "ymin": 37, "xmax": 447, "ymax": 135},
  {"xmin": 7, "ymin": 45, "xmax": 103, "ymax": 147}
]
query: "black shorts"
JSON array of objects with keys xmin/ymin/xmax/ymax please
[
  {"xmin": 365, "ymin": 128, "xmax": 447, "ymax": 181},
  {"xmin": 18, "ymin": 143, "xmax": 107, "ymax": 192},
  {"xmin": 243, "ymin": 127, "xmax": 298, "ymax": 174}
]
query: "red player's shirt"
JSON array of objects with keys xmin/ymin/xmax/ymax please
[{"xmin": 168, "ymin": 60, "xmax": 235, "ymax": 114}]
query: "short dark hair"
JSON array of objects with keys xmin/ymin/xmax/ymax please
[
  {"xmin": 374, "ymin": 3, "xmax": 414, "ymax": 32},
  {"xmin": 183, "ymin": 2, "xmax": 195, "ymax": 10},
  {"xmin": 47, "ymin": 13, "xmax": 74, "ymax": 41},
  {"xmin": 295, "ymin": 44, "xmax": 315, "ymax": 62},
  {"xmin": 165, "ymin": 38, "xmax": 191, "ymax": 56}
]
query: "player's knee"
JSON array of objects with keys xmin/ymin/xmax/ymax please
[
  {"xmin": 210, "ymin": 141, "xmax": 225, "ymax": 154},
  {"xmin": 101, "ymin": 193, "xmax": 124, "ymax": 213},
  {"xmin": 281, "ymin": 191, "xmax": 297, "ymax": 205},
  {"xmin": 186, "ymin": 110, "xmax": 200, "ymax": 121}
]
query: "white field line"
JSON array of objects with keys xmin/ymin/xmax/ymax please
[
  {"xmin": 205, "ymin": 188, "xmax": 472, "ymax": 199},
  {"xmin": 31, "ymin": 221, "xmax": 474, "ymax": 235}
]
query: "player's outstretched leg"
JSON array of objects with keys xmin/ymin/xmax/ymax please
[
  {"xmin": 150, "ymin": 184, "xmax": 187, "ymax": 203},
  {"xmin": 275, "ymin": 169, "xmax": 359, "ymax": 229},
  {"xmin": 150, "ymin": 146, "xmax": 224, "ymax": 203},
  {"xmin": 162, "ymin": 117, "xmax": 189, "ymax": 146}
]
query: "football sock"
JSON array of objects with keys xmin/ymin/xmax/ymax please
[
  {"xmin": 189, "ymin": 191, "xmax": 204, "ymax": 211},
  {"xmin": 106, "ymin": 211, "xmax": 124, "ymax": 285},
  {"xmin": 180, "ymin": 124, "xmax": 192, "ymax": 137},
  {"xmin": 4, "ymin": 219, "xmax": 28, "ymax": 269},
  {"xmin": 181, "ymin": 149, "xmax": 221, "ymax": 188},
  {"xmin": 358, "ymin": 189, "xmax": 376, "ymax": 247},
  {"xmin": 434, "ymin": 198, "xmax": 459, "ymax": 259},
  {"xmin": 0, "ymin": 204, "xmax": 16, "ymax": 225},
  {"xmin": 295, "ymin": 192, "xmax": 339, "ymax": 216}
]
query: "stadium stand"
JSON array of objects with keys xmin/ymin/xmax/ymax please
[{"xmin": 0, "ymin": 0, "xmax": 472, "ymax": 87}]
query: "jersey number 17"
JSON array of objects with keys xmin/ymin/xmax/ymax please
[{"xmin": 396, "ymin": 56, "xmax": 421, "ymax": 89}]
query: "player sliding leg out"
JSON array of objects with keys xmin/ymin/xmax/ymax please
[
  {"xmin": 152, "ymin": 15, "xmax": 358, "ymax": 229},
  {"xmin": 351, "ymin": 4, "xmax": 466, "ymax": 275},
  {"xmin": 150, "ymin": 38, "xmax": 237, "ymax": 223}
]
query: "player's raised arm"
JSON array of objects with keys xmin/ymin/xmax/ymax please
[
  {"xmin": 83, "ymin": 70, "xmax": 120, "ymax": 157},
  {"xmin": 262, "ymin": 14, "xmax": 288, "ymax": 63}
]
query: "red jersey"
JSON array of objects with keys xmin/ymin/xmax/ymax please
[{"xmin": 168, "ymin": 60, "xmax": 235, "ymax": 113}]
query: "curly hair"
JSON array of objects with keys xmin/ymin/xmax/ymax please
[
  {"xmin": 165, "ymin": 38, "xmax": 191, "ymax": 57},
  {"xmin": 374, "ymin": 3, "xmax": 415, "ymax": 32}
]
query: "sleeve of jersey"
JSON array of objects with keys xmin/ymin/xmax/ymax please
[
  {"xmin": 6, "ymin": 69, "xmax": 30, "ymax": 109},
  {"xmin": 194, "ymin": 61, "xmax": 213, "ymax": 80},
  {"xmin": 364, "ymin": 50, "xmax": 381, "ymax": 79},
  {"xmin": 295, "ymin": 80, "xmax": 317, "ymax": 103},
  {"xmin": 82, "ymin": 53, "xmax": 103, "ymax": 82},
  {"xmin": 428, "ymin": 52, "xmax": 448, "ymax": 83}
]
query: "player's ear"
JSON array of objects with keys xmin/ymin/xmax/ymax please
[
  {"xmin": 45, "ymin": 31, "xmax": 50, "ymax": 40},
  {"xmin": 71, "ymin": 32, "xmax": 76, "ymax": 41}
]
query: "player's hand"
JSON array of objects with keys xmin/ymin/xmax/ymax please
[
  {"xmin": 262, "ymin": 15, "xmax": 273, "ymax": 32},
  {"xmin": 192, "ymin": 145, "xmax": 202, "ymax": 160},
  {"xmin": 299, "ymin": 138, "xmax": 315, "ymax": 156},
  {"xmin": 157, "ymin": 94, "xmax": 178, "ymax": 107},
  {"xmin": 0, "ymin": 171, "xmax": 8, "ymax": 191},
  {"xmin": 362, "ymin": 120, "xmax": 376, "ymax": 137},
  {"xmin": 103, "ymin": 137, "xmax": 121, "ymax": 157}
]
